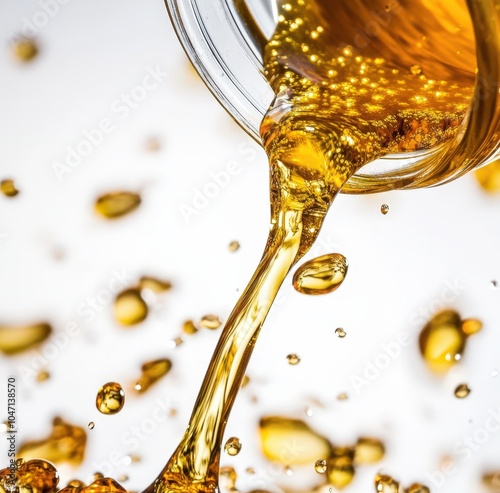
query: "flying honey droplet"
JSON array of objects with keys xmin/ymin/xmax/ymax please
[
  {"xmin": 224, "ymin": 437, "xmax": 242, "ymax": 456},
  {"xmin": 482, "ymin": 471, "xmax": 500, "ymax": 491},
  {"xmin": 375, "ymin": 473, "xmax": 400, "ymax": 493},
  {"xmin": 461, "ymin": 318, "xmax": 483, "ymax": 336},
  {"xmin": 96, "ymin": 382, "xmax": 125, "ymax": 415},
  {"xmin": 454, "ymin": 383, "xmax": 471, "ymax": 398},
  {"xmin": 475, "ymin": 159, "xmax": 500, "ymax": 193},
  {"xmin": 259, "ymin": 416, "xmax": 331, "ymax": 465},
  {"xmin": 0, "ymin": 322, "xmax": 52, "ymax": 355},
  {"xmin": 12, "ymin": 38, "xmax": 38, "ymax": 62},
  {"xmin": 406, "ymin": 483, "xmax": 431, "ymax": 493},
  {"xmin": 327, "ymin": 448, "xmax": 355, "ymax": 489},
  {"xmin": 36, "ymin": 370, "xmax": 50, "ymax": 382},
  {"xmin": 315, "ymin": 459, "xmax": 327, "ymax": 474},
  {"xmin": 94, "ymin": 191, "xmax": 141, "ymax": 219},
  {"xmin": 0, "ymin": 179, "xmax": 20, "ymax": 197},
  {"xmin": 335, "ymin": 327, "xmax": 346, "ymax": 338},
  {"xmin": 134, "ymin": 358, "xmax": 172, "ymax": 393},
  {"xmin": 139, "ymin": 276, "xmax": 172, "ymax": 293},
  {"xmin": 286, "ymin": 353, "xmax": 301, "ymax": 365},
  {"xmin": 380, "ymin": 204, "xmax": 389, "ymax": 215},
  {"xmin": 114, "ymin": 288, "xmax": 148, "ymax": 326},
  {"xmin": 182, "ymin": 319, "xmax": 199, "ymax": 335},
  {"xmin": 354, "ymin": 437, "xmax": 385, "ymax": 464},
  {"xmin": 228, "ymin": 240, "xmax": 241, "ymax": 252},
  {"xmin": 18, "ymin": 417, "xmax": 87, "ymax": 466},
  {"xmin": 293, "ymin": 253, "xmax": 348, "ymax": 295},
  {"xmin": 88, "ymin": 422, "xmax": 95, "ymax": 430},
  {"xmin": 199, "ymin": 314, "xmax": 222, "ymax": 330}
]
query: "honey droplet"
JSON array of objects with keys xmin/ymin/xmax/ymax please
[
  {"xmin": 114, "ymin": 288, "xmax": 148, "ymax": 326},
  {"xmin": 482, "ymin": 471, "xmax": 500, "ymax": 491},
  {"xmin": 58, "ymin": 478, "xmax": 127, "ymax": 492},
  {"xmin": 337, "ymin": 392, "xmax": 349, "ymax": 401},
  {"xmin": 286, "ymin": 353, "xmax": 301, "ymax": 365},
  {"xmin": 293, "ymin": 253, "xmax": 348, "ymax": 295},
  {"xmin": 220, "ymin": 466, "xmax": 238, "ymax": 489},
  {"xmin": 0, "ymin": 179, "xmax": 20, "ymax": 197},
  {"xmin": 224, "ymin": 437, "xmax": 242, "ymax": 456},
  {"xmin": 419, "ymin": 310, "xmax": 467, "ymax": 373},
  {"xmin": 94, "ymin": 191, "xmax": 141, "ymax": 219},
  {"xmin": 375, "ymin": 473, "xmax": 400, "ymax": 493},
  {"xmin": 0, "ymin": 459, "xmax": 58, "ymax": 493},
  {"xmin": 134, "ymin": 358, "xmax": 172, "ymax": 393},
  {"xmin": 327, "ymin": 449, "xmax": 355, "ymax": 489},
  {"xmin": 96, "ymin": 382, "xmax": 125, "ymax": 415},
  {"xmin": 199, "ymin": 314, "xmax": 223, "ymax": 330},
  {"xmin": 144, "ymin": 136, "xmax": 161, "ymax": 152},
  {"xmin": 454, "ymin": 383, "xmax": 471, "ymax": 398},
  {"xmin": 88, "ymin": 422, "xmax": 95, "ymax": 430},
  {"xmin": 18, "ymin": 417, "xmax": 87, "ymax": 466},
  {"xmin": 259, "ymin": 416, "xmax": 332, "ymax": 465},
  {"xmin": 475, "ymin": 159, "xmax": 500, "ymax": 193},
  {"xmin": 139, "ymin": 276, "xmax": 172, "ymax": 293},
  {"xmin": 406, "ymin": 483, "xmax": 431, "ymax": 493},
  {"xmin": 314, "ymin": 459, "xmax": 327, "ymax": 474},
  {"xmin": 12, "ymin": 38, "xmax": 38, "ymax": 62},
  {"xmin": 228, "ymin": 240, "xmax": 241, "ymax": 252},
  {"xmin": 354, "ymin": 437, "xmax": 385, "ymax": 464},
  {"xmin": 182, "ymin": 319, "xmax": 199, "ymax": 335},
  {"xmin": 0, "ymin": 322, "xmax": 52, "ymax": 355},
  {"xmin": 461, "ymin": 318, "xmax": 483, "ymax": 336},
  {"xmin": 380, "ymin": 204, "xmax": 389, "ymax": 215},
  {"xmin": 335, "ymin": 327, "xmax": 346, "ymax": 338},
  {"xmin": 36, "ymin": 370, "xmax": 50, "ymax": 382}
]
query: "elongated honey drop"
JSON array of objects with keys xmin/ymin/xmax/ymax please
[
  {"xmin": 406, "ymin": 483, "xmax": 430, "ymax": 493},
  {"xmin": 0, "ymin": 322, "xmax": 52, "ymax": 355},
  {"xmin": 0, "ymin": 179, "xmax": 20, "ymax": 197},
  {"xmin": 199, "ymin": 314, "xmax": 222, "ymax": 330},
  {"xmin": 114, "ymin": 288, "xmax": 148, "ymax": 326},
  {"xmin": 139, "ymin": 276, "xmax": 172, "ymax": 293},
  {"xmin": 475, "ymin": 159, "xmax": 500, "ymax": 193},
  {"xmin": 0, "ymin": 459, "xmax": 58, "ymax": 493},
  {"xmin": 454, "ymin": 383, "xmax": 471, "ymax": 398},
  {"xmin": 96, "ymin": 382, "xmax": 125, "ymax": 415},
  {"xmin": 461, "ymin": 318, "xmax": 483, "ymax": 336},
  {"xmin": 293, "ymin": 254, "xmax": 348, "ymax": 295},
  {"xmin": 94, "ymin": 191, "xmax": 141, "ymax": 219},
  {"xmin": 375, "ymin": 473, "xmax": 400, "ymax": 493},
  {"xmin": 18, "ymin": 417, "xmax": 86, "ymax": 466},
  {"xmin": 354, "ymin": 437, "xmax": 385, "ymax": 464},
  {"xmin": 134, "ymin": 359, "xmax": 172, "ymax": 393},
  {"xmin": 259, "ymin": 416, "xmax": 332, "ymax": 465}
]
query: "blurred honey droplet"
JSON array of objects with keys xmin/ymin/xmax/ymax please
[
  {"xmin": 335, "ymin": 327, "xmax": 346, "ymax": 338},
  {"xmin": 18, "ymin": 417, "xmax": 87, "ymax": 466},
  {"xmin": 114, "ymin": 288, "xmax": 148, "ymax": 326},
  {"xmin": 95, "ymin": 191, "xmax": 141, "ymax": 219},
  {"xmin": 380, "ymin": 204, "xmax": 389, "ymax": 215},
  {"xmin": 182, "ymin": 319, "xmax": 199, "ymax": 335},
  {"xmin": 241, "ymin": 374, "xmax": 250, "ymax": 387},
  {"xmin": 0, "ymin": 322, "xmax": 52, "ymax": 355},
  {"xmin": 220, "ymin": 466, "xmax": 238, "ymax": 489},
  {"xmin": 454, "ymin": 383, "xmax": 471, "ymax": 398},
  {"xmin": 475, "ymin": 159, "xmax": 500, "ymax": 193},
  {"xmin": 12, "ymin": 38, "xmax": 38, "ymax": 62},
  {"xmin": 354, "ymin": 437, "xmax": 385, "ymax": 464},
  {"xmin": 293, "ymin": 253, "xmax": 348, "ymax": 295},
  {"xmin": 36, "ymin": 370, "xmax": 50, "ymax": 383},
  {"xmin": 0, "ymin": 179, "xmax": 20, "ymax": 197},
  {"xmin": 228, "ymin": 240, "xmax": 241, "ymax": 252},
  {"xmin": 375, "ymin": 473, "xmax": 400, "ymax": 493},
  {"xmin": 405, "ymin": 483, "xmax": 430, "ymax": 493},
  {"xmin": 134, "ymin": 358, "xmax": 172, "ymax": 393},
  {"xmin": 314, "ymin": 459, "xmax": 327, "ymax": 474},
  {"xmin": 88, "ymin": 422, "xmax": 95, "ymax": 430},
  {"xmin": 482, "ymin": 471, "xmax": 500, "ymax": 491},
  {"xmin": 461, "ymin": 318, "xmax": 483, "ymax": 336},
  {"xmin": 337, "ymin": 392, "xmax": 349, "ymax": 401},
  {"xmin": 286, "ymin": 353, "xmax": 301, "ymax": 365},
  {"xmin": 144, "ymin": 136, "xmax": 161, "ymax": 152},
  {"xmin": 96, "ymin": 382, "xmax": 125, "ymax": 415},
  {"xmin": 224, "ymin": 437, "xmax": 242, "ymax": 456},
  {"xmin": 0, "ymin": 459, "xmax": 58, "ymax": 493},
  {"xmin": 327, "ymin": 448, "xmax": 355, "ymax": 489},
  {"xmin": 139, "ymin": 276, "xmax": 172, "ymax": 293},
  {"xmin": 259, "ymin": 416, "xmax": 331, "ymax": 465},
  {"xmin": 199, "ymin": 314, "xmax": 222, "ymax": 330},
  {"xmin": 167, "ymin": 336, "xmax": 184, "ymax": 348}
]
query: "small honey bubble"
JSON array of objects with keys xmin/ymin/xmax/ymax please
[
  {"xmin": 380, "ymin": 203, "xmax": 389, "ymax": 215},
  {"xmin": 0, "ymin": 179, "xmax": 20, "ymax": 197},
  {"xmin": 286, "ymin": 353, "xmax": 301, "ymax": 365},
  {"xmin": 224, "ymin": 437, "xmax": 242, "ymax": 456},
  {"xmin": 375, "ymin": 473, "xmax": 400, "ymax": 493},
  {"xmin": 12, "ymin": 38, "xmax": 38, "ymax": 62},
  {"xmin": 199, "ymin": 314, "xmax": 222, "ymax": 330},
  {"xmin": 335, "ymin": 327, "xmax": 346, "ymax": 338},
  {"xmin": 228, "ymin": 240, "xmax": 241, "ymax": 252},
  {"xmin": 114, "ymin": 288, "xmax": 148, "ymax": 326},
  {"xmin": 96, "ymin": 382, "xmax": 125, "ymax": 415},
  {"xmin": 315, "ymin": 459, "xmax": 327, "ymax": 474},
  {"xmin": 293, "ymin": 253, "xmax": 348, "ymax": 295},
  {"xmin": 454, "ymin": 383, "xmax": 471, "ymax": 398},
  {"xmin": 94, "ymin": 191, "xmax": 141, "ymax": 219}
]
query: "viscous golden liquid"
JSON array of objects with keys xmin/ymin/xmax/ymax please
[{"xmin": 1, "ymin": 1, "xmax": 478, "ymax": 492}]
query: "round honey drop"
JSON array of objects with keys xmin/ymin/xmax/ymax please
[
  {"xmin": 375, "ymin": 473, "xmax": 400, "ymax": 493},
  {"xmin": 406, "ymin": 483, "xmax": 431, "ymax": 493},
  {"xmin": 461, "ymin": 318, "xmax": 483, "ymax": 336},
  {"xmin": 354, "ymin": 437, "xmax": 385, "ymax": 464},
  {"xmin": 12, "ymin": 39, "xmax": 38, "ymax": 62},
  {"xmin": 335, "ymin": 327, "xmax": 346, "ymax": 338},
  {"xmin": 224, "ymin": 437, "xmax": 242, "ymax": 456},
  {"xmin": 96, "ymin": 382, "xmax": 125, "ymax": 415},
  {"xmin": 0, "ymin": 179, "xmax": 20, "ymax": 197},
  {"xmin": 36, "ymin": 370, "xmax": 50, "ymax": 382},
  {"xmin": 380, "ymin": 204, "xmax": 389, "ymax": 215},
  {"xmin": 293, "ymin": 253, "xmax": 348, "ymax": 295},
  {"xmin": 314, "ymin": 459, "xmax": 327, "ymax": 474},
  {"xmin": 94, "ymin": 191, "xmax": 141, "ymax": 219},
  {"xmin": 286, "ymin": 353, "xmax": 301, "ymax": 365},
  {"xmin": 113, "ymin": 288, "xmax": 148, "ymax": 326},
  {"xmin": 228, "ymin": 240, "xmax": 241, "ymax": 252},
  {"xmin": 454, "ymin": 383, "xmax": 471, "ymax": 398}
]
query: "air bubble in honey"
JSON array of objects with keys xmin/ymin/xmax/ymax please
[
  {"xmin": 259, "ymin": 416, "xmax": 331, "ymax": 465},
  {"xmin": 375, "ymin": 473, "xmax": 400, "ymax": 492},
  {"xmin": 0, "ymin": 322, "xmax": 52, "ymax": 355},
  {"xmin": 199, "ymin": 314, "xmax": 222, "ymax": 330},
  {"xmin": 335, "ymin": 327, "xmax": 346, "ymax": 338},
  {"xmin": 380, "ymin": 204, "xmax": 389, "ymax": 215},
  {"xmin": 134, "ymin": 358, "xmax": 172, "ymax": 393},
  {"xmin": 95, "ymin": 191, "xmax": 141, "ymax": 219},
  {"xmin": 287, "ymin": 353, "xmax": 301, "ymax": 365},
  {"xmin": 12, "ymin": 39, "xmax": 38, "ymax": 62},
  {"xmin": 114, "ymin": 288, "xmax": 148, "ymax": 326},
  {"xmin": 224, "ymin": 437, "xmax": 242, "ymax": 456},
  {"xmin": 0, "ymin": 179, "xmax": 20, "ymax": 197},
  {"xmin": 354, "ymin": 437, "xmax": 385, "ymax": 464},
  {"xmin": 293, "ymin": 253, "xmax": 348, "ymax": 295},
  {"xmin": 454, "ymin": 383, "xmax": 471, "ymax": 398},
  {"xmin": 139, "ymin": 276, "xmax": 172, "ymax": 293},
  {"xmin": 18, "ymin": 417, "xmax": 86, "ymax": 466},
  {"xmin": 315, "ymin": 459, "xmax": 327, "ymax": 474},
  {"xmin": 96, "ymin": 382, "xmax": 125, "ymax": 415},
  {"xmin": 475, "ymin": 159, "xmax": 500, "ymax": 193}
]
